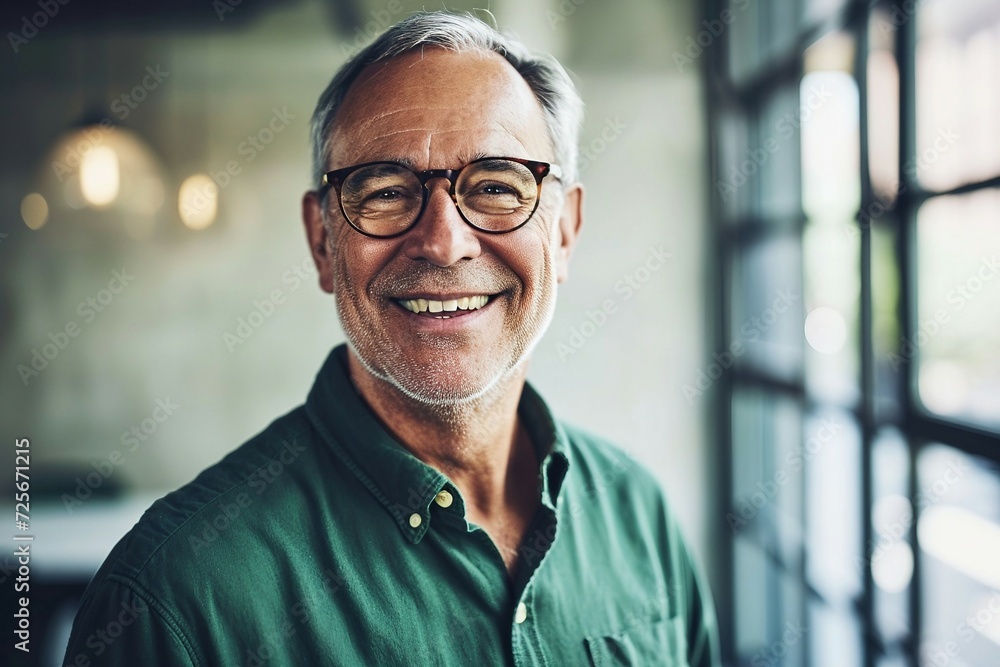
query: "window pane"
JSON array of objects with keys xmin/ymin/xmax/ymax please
[
  {"xmin": 735, "ymin": 541, "xmax": 810, "ymax": 666},
  {"xmin": 804, "ymin": 218, "xmax": 860, "ymax": 406},
  {"xmin": 876, "ymin": 654, "xmax": 909, "ymax": 667},
  {"xmin": 916, "ymin": 0, "xmax": 1000, "ymax": 190},
  {"xmin": 806, "ymin": 409, "xmax": 863, "ymax": 603},
  {"xmin": 732, "ymin": 389, "xmax": 768, "ymax": 513},
  {"xmin": 735, "ymin": 537, "xmax": 772, "ymax": 659},
  {"xmin": 803, "ymin": 0, "xmax": 849, "ymax": 27},
  {"xmin": 915, "ymin": 189, "xmax": 1000, "ymax": 430},
  {"xmin": 871, "ymin": 429, "xmax": 914, "ymax": 644},
  {"xmin": 801, "ymin": 67, "xmax": 860, "ymax": 222},
  {"xmin": 809, "ymin": 599, "xmax": 864, "ymax": 667},
  {"xmin": 917, "ymin": 444, "xmax": 1000, "ymax": 667},
  {"xmin": 730, "ymin": 389, "xmax": 804, "ymax": 565},
  {"xmin": 762, "ymin": 0, "xmax": 800, "ymax": 69},
  {"xmin": 759, "ymin": 82, "xmax": 803, "ymax": 221},
  {"xmin": 868, "ymin": 10, "xmax": 900, "ymax": 204},
  {"xmin": 727, "ymin": 0, "xmax": 762, "ymax": 85},
  {"xmin": 872, "ymin": 224, "xmax": 903, "ymax": 422},
  {"xmin": 731, "ymin": 235, "xmax": 804, "ymax": 379},
  {"xmin": 777, "ymin": 573, "xmax": 807, "ymax": 666}
]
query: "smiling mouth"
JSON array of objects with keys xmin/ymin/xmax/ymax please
[{"xmin": 394, "ymin": 295, "xmax": 493, "ymax": 318}]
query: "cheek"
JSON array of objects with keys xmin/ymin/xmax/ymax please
[
  {"xmin": 498, "ymin": 223, "xmax": 559, "ymax": 304},
  {"xmin": 330, "ymin": 221, "xmax": 393, "ymax": 297}
]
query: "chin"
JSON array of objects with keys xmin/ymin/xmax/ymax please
[{"xmin": 355, "ymin": 345, "xmax": 518, "ymax": 407}]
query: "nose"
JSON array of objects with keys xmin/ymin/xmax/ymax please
[{"xmin": 400, "ymin": 178, "xmax": 481, "ymax": 267}]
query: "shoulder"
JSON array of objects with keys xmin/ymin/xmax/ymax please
[
  {"xmin": 556, "ymin": 421, "xmax": 695, "ymax": 575},
  {"xmin": 91, "ymin": 405, "xmax": 319, "ymax": 589},
  {"xmin": 558, "ymin": 421, "xmax": 667, "ymax": 509}
]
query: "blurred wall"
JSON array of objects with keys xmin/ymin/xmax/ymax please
[{"xmin": 0, "ymin": 0, "xmax": 714, "ymax": 581}]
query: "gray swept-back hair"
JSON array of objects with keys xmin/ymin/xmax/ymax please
[{"xmin": 309, "ymin": 11, "xmax": 584, "ymax": 188}]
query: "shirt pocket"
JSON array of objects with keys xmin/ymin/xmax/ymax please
[{"xmin": 584, "ymin": 615, "xmax": 689, "ymax": 667}]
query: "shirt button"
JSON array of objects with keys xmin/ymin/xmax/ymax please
[
  {"xmin": 408, "ymin": 513, "xmax": 422, "ymax": 528},
  {"xmin": 514, "ymin": 602, "xmax": 528, "ymax": 624},
  {"xmin": 434, "ymin": 490, "xmax": 454, "ymax": 508}
]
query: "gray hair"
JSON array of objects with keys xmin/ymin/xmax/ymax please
[{"xmin": 309, "ymin": 11, "xmax": 584, "ymax": 188}]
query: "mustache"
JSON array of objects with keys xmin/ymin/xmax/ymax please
[{"xmin": 370, "ymin": 262, "xmax": 515, "ymax": 297}]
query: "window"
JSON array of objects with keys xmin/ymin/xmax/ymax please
[{"xmin": 707, "ymin": 0, "xmax": 1000, "ymax": 664}]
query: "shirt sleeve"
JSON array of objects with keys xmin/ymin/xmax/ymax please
[{"xmin": 63, "ymin": 579, "xmax": 197, "ymax": 667}]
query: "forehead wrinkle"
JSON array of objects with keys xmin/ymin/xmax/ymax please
[
  {"xmin": 331, "ymin": 49, "xmax": 551, "ymax": 171},
  {"xmin": 350, "ymin": 104, "xmax": 492, "ymax": 140}
]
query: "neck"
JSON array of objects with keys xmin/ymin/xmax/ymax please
[{"xmin": 346, "ymin": 349, "xmax": 538, "ymax": 521}]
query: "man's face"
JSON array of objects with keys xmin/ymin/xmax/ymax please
[{"xmin": 304, "ymin": 48, "xmax": 582, "ymax": 404}]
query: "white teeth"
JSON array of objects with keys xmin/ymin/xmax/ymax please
[{"xmin": 398, "ymin": 295, "xmax": 491, "ymax": 314}]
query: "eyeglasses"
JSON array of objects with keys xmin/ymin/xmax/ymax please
[{"xmin": 319, "ymin": 157, "xmax": 562, "ymax": 238}]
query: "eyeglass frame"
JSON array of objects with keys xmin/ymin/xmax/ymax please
[{"xmin": 318, "ymin": 156, "xmax": 563, "ymax": 239}]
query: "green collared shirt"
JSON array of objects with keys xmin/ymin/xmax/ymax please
[{"xmin": 64, "ymin": 345, "xmax": 719, "ymax": 666}]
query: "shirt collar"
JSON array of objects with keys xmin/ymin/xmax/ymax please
[{"xmin": 304, "ymin": 345, "xmax": 570, "ymax": 543}]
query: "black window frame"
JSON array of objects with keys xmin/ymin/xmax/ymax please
[{"xmin": 705, "ymin": 0, "xmax": 1000, "ymax": 665}]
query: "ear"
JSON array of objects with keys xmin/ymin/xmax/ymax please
[
  {"xmin": 302, "ymin": 191, "xmax": 335, "ymax": 294},
  {"xmin": 555, "ymin": 183, "xmax": 584, "ymax": 284}
]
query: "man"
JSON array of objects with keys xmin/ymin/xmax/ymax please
[{"xmin": 64, "ymin": 11, "xmax": 719, "ymax": 666}]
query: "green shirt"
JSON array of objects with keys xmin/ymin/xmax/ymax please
[{"xmin": 64, "ymin": 345, "xmax": 719, "ymax": 666}]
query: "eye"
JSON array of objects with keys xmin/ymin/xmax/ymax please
[
  {"xmin": 480, "ymin": 183, "xmax": 516, "ymax": 196},
  {"xmin": 371, "ymin": 189, "xmax": 404, "ymax": 200}
]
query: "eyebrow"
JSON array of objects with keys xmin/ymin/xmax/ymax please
[
  {"xmin": 339, "ymin": 152, "xmax": 522, "ymax": 172},
  {"xmin": 472, "ymin": 158, "xmax": 525, "ymax": 174}
]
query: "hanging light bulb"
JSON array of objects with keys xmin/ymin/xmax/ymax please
[
  {"xmin": 42, "ymin": 119, "xmax": 165, "ymax": 236},
  {"xmin": 79, "ymin": 145, "xmax": 120, "ymax": 207}
]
